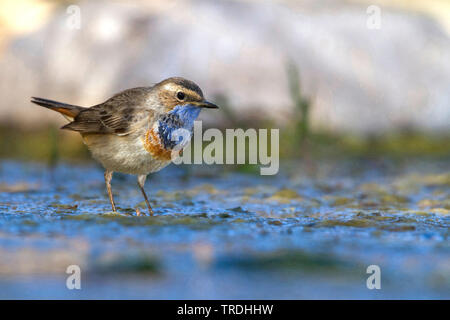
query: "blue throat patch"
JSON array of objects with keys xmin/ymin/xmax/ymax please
[{"xmin": 158, "ymin": 105, "xmax": 201, "ymax": 149}]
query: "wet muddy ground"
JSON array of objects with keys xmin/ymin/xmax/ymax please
[{"xmin": 0, "ymin": 159, "xmax": 448, "ymax": 299}]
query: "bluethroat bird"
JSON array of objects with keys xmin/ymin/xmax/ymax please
[{"xmin": 31, "ymin": 77, "xmax": 218, "ymax": 215}]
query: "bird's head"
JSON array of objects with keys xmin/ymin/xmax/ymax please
[{"xmin": 154, "ymin": 77, "xmax": 218, "ymax": 113}]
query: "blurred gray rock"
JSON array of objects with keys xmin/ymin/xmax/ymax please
[{"xmin": 0, "ymin": 0, "xmax": 449, "ymax": 134}]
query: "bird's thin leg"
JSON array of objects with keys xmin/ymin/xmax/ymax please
[
  {"xmin": 104, "ymin": 170, "xmax": 116, "ymax": 212},
  {"xmin": 137, "ymin": 174, "xmax": 153, "ymax": 216}
]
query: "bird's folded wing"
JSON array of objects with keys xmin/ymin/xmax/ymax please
[{"xmin": 62, "ymin": 87, "xmax": 154, "ymax": 136}]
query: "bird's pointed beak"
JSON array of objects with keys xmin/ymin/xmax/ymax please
[{"xmin": 194, "ymin": 100, "xmax": 219, "ymax": 109}]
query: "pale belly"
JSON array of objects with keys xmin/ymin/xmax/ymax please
[{"xmin": 81, "ymin": 133, "xmax": 171, "ymax": 175}]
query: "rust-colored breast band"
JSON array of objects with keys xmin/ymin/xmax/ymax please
[{"xmin": 143, "ymin": 128, "xmax": 173, "ymax": 161}]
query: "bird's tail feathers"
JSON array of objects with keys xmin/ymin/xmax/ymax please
[{"xmin": 31, "ymin": 97, "xmax": 84, "ymax": 120}]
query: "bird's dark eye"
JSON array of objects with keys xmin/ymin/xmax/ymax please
[{"xmin": 177, "ymin": 91, "xmax": 185, "ymax": 100}]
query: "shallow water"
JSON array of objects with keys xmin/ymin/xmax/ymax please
[{"xmin": 0, "ymin": 159, "xmax": 448, "ymax": 299}]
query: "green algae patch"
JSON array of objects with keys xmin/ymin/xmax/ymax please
[
  {"xmin": 49, "ymin": 203, "xmax": 78, "ymax": 210},
  {"xmin": 190, "ymin": 184, "xmax": 222, "ymax": 196},
  {"xmin": 330, "ymin": 197, "xmax": 353, "ymax": 206},
  {"xmin": 268, "ymin": 220, "xmax": 283, "ymax": 226},
  {"xmin": 216, "ymin": 213, "xmax": 232, "ymax": 219},
  {"xmin": 359, "ymin": 183, "xmax": 389, "ymax": 195},
  {"xmin": 58, "ymin": 211, "xmax": 235, "ymax": 229},
  {"xmin": 354, "ymin": 211, "xmax": 396, "ymax": 221},
  {"xmin": 243, "ymin": 187, "xmax": 260, "ymax": 196},
  {"xmin": 268, "ymin": 189, "xmax": 303, "ymax": 203},
  {"xmin": 417, "ymin": 199, "xmax": 450, "ymax": 210},
  {"xmin": 369, "ymin": 215, "xmax": 397, "ymax": 221},
  {"xmin": 421, "ymin": 173, "xmax": 450, "ymax": 187},
  {"xmin": 379, "ymin": 224, "xmax": 416, "ymax": 232},
  {"xmin": 394, "ymin": 173, "xmax": 450, "ymax": 190},
  {"xmin": 114, "ymin": 214, "xmax": 219, "ymax": 227},
  {"xmin": 155, "ymin": 184, "xmax": 223, "ymax": 202},
  {"xmin": 216, "ymin": 249, "xmax": 358, "ymax": 274},
  {"xmin": 93, "ymin": 252, "xmax": 160, "ymax": 274},
  {"xmin": 318, "ymin": 218, "xmax": 377, "ymax": 228},
  {"xmin": 21, "ymin": 219, "xmax": 38, "ymax": 226},
  {"xmin": 405, "ymin": 210, "xmax": 431, "ymax": 216},
  {"xmin": 228, "ymin": 206, "xmax": 251, "ymax": 214},
  {"xmin": 429, "ymin": 208, "xmax": 450, "ymax": 215},
  {"xmin": 418, "ymin": 199, "xmax": 442, "ymax": 208},
  {"xmin": 155, "ymin": 190, "xmax": 193, "ymax": 201},
  {"xmin": 60, "ymin": 213, "xmax": 102, "ymax": 222},
  {"xmin": 379, "ymin": 194, "xmax": 409, "ymax": 205}
]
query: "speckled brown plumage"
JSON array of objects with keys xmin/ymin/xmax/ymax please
[{"xmin": 62, "ymin": 87, "xmax": 153, "ymax": 135}]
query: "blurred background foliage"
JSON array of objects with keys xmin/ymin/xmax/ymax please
[{"xmin": 0, "ymin": 0, "xmax": 449, "ymax": 164}]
